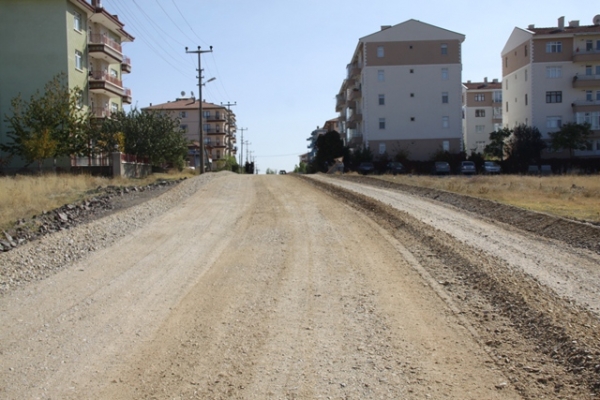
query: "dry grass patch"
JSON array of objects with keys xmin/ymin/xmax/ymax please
[
  {"xmin": 376, "ymin": 174, "xmax": 600, "ymax": 223},
  {"xmin": 0, "ymin": 169, "xmax": 196, "ymax": 230}
]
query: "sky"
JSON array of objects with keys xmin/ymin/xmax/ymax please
[{"xmin": 100, "ymin": 0, "xmax": 596, "ymax": 173}]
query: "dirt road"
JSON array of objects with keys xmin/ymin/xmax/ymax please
[{"xmin": 1, "ymin": 173, "xmax": 598, "ymax": 399}]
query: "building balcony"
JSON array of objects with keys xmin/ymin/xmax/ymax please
[
  {"xmin": 205, "ymin": 128, "xmax": 225, "ymax": 135},
  {"xmin": 336, "ymin": 94, "xmax": 345, "ymax": 112},
  {"xmin": 121, "ymin": 56, "xmax": 132, "ymax": 73},
  {"xmin": 573, "ymin": 74, "xmax": 600, "ymax": 89},
  {"xmin": 88, "ymin": 34, "xmax": 123, "ymax": 63},
  {"xmin": 122, "ymin": 88, "xmax": 132, "ymax": 104},
  {"xmin": 571, "ymin": 100, "xmax": 600, "ymax": 113},
  {"xmin": 348, "ymin": 112, "xmax": 362, "ymax": 123},
  {"xmin": 349, "ymin": 88, "xmax": 361, "ymax": 101},
  {"xmin": 348, "ymin": 133, "xmax": 363, "ymax": 147},
  {"xmin": 346, "ymin": 63, "xmax": 361, "ymax": 79},
  {"xmin": 206, "ymin": 113, "xmax": 226, "ymax": 122},
  {"xmin": 573, "ymin": 49, "xmax": 600, "ymax": 63},
  {"xmin": 89, "ymin": 71, "xmax": 124, "ymax": 97}
]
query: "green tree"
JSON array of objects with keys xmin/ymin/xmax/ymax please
[
  {"xmin": 548, "ymin": 122, "xmax": 592, "ymax": 158},
  {"xmin": 484, "ymin": 127, "xmax": 512, "ymax": 160},
  {"xmin": 214, "ymin": 155, "xmax": 238, "ymax": 172},
  {"xmin": 505, "ymin": 124, "xmax": 546, "ymax": 173},
  {"xmin": 102, "ymin": 108, "xmax": 188, "ymax": 170},
  {"xmin": 1, "ymin": 73, "xmax": 91, "ymax": 170},
  {"xmin": 265, "ymin": 168, "xmax": 276, "ymax": 174},
  {"xmin": 294, "ymin": 162, "xmax": 308, "ymax": 174},
  {"xmin": 312, "ymin": 130, "xmax": 346, "ymax": 173}
]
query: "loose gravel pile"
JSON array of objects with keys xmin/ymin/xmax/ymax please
[{"xmin": 0, "ymin": 173, "xmax": 218, "ymax": 294}]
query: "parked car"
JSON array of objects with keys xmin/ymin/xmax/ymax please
[
  {"xmin": 482, "ymin": 161, "xmax": 501, "ymax": 174},
  {"xmin": 432, "ymin": 161, "xmax": 451, "ymax": 175},
  {"xmin": 460, "ymin": 161, "xmax": 476, "ymax": 175},
  {"xmin": 386, "ymin": 161, "xmax": 405, "ymax": 175},
  {"xmin": 358, "ymin": 162, "xmax": 375, "ymax": 175}
]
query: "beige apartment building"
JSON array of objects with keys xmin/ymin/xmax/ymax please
[
  {"xmin": 502, "ymin": 15, "xmax": 600, "ymax": 158},
  {"xmin": 0, "ymin": 0, "xmax": 134, "ymax": 171},
  {"xmin": 336, "ymin": 20, "xmax": 465, "ymax": 161},
  {"xmin": 144, "ymin": 98, "xmax": 237, "ymax": 167},
  {"xmin": 462, "ymin": 78, "xmax": 503, "ymax": 154}
]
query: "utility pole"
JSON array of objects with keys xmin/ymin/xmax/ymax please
[
  {"xmin": 238, "ymin": 127, "xmax": 248, "ymax": 169},
  {"xmin": 221, "ymin": 102, "xmax": 236, "ymax": 158},
  {"xmin": 186, "ymin": 45, "xmax": 212, "ymax": 174},
  {"xmin": 245, "ymin": 140, "xmax": 251, "ymax": 164}
]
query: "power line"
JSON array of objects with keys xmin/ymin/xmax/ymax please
[{"xmin": 171, "ymin": 0, "xmax": 209, "ymax": 46}]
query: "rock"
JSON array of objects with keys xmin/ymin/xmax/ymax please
[{"xmin": 56, "ymin": 212, "xmax": 69, "ymax": 222}]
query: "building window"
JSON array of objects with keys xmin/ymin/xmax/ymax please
[
  {"xmin": 203, "ymin": 111, "xmax": 210, "ymax": 119},
  {"xmin": 379, "ymin": 143, "xmax": 386, "ymax": 154},
  {"xmin": 504, "ymin": 57, "xmax": 508, "ymax": 68},
  {"xmin": 442, "ymin": 92, "xmax": 448, "ymax": 103},
  {"xmin": 180, "ymin": 111, "xmax": 187, "ymax": 118},
  {"xmin": 525, "ymin": 69, "xmax": 528, "ymax": 81},
  {"xmin": 180, "ymin": 124, "xmax": 188, "ymax": 132},
  {"xmin": 410, "ymin": 69, "xmax": 414, "ymax": 73},
  {"xmin": 475, "ymin": 109, "xmax": 485, "ymax": 117},
  {"xmin": 586, "ymin": 65, "xmax": 593, "ymax": 76},
  {"xmin": 506, "ymin": 102, "xmax": 509, "ymax": 112},
  {"xmin": 525, "ymin": 94, "xmax": 528, "ymax": 105},
  {"xmin": 443, "ymin": 140, "xmax": 450, "ymax": 152},
  {"xmin": 493, "ymin": 91, "xmax": 502, "ymax": 102},
  {"xmin": 74, "ymin": 12, "xmax": 82, "ymax": 31},
  {"xmin": 442, "ymin": 116, "xmax": 449, "ymax": 128},
  {"xmin": 546, "ymin": 66, "xmax": 562, "ymax": 78},
  {"xmin": 377, "ymin": 70, "xmax": 384, "ymax": 82},
  {"xmin": 410, "ymin": 93, "xmax": 414, "ymax": 97},
  {"xmin": 441, "ymin": 68, "xmax": 449, "ymax": 80},
  {"xmin": 546, "ymin": 116, "xmax": 562, "ymax": 129},
  {"xmin": 378, "ymin": 94, "xmax": 385, "ymax": 105},
  {"xmin": 377, "ymin": 46, "xmax": 384, "ymax": 58},
  {"xmin": 203, "ymin": 123, "xmax": 211, "ymax": 132},
  {"xmin": 524, "ymin": 45, "xmax": 528, "ymax": 56},
  {"xmin": 586, "ymin": 90, "xmax": 593, "ymax": 102},
  {"xmin": 441, "ymin": 44, "xmax": 448, "ymax": 55},
  {"xmin": 111, "ymin": 102, "xmax": 118, "ymax": 114},
  {"xmin": 546, "ymin": 91, "xmax": 562, "ymax": 103},
  {"xmin": 596, "ymin": 90, "xmax": 600, "ymax": 101},
  {"xmin": 586, "ymin": 40, "xmax": 593, "ymax": 51},
  {"xmin": 75, "ymin": 50, "xmax": 83, "ymax": 70},
  {"xmin": 379, "ymin": 118, "xmax": 386, "ymax": 129},
  {"xmin": 546, "ymin": 41, "xmax": 562, "ymax": 53},
  {"xmin": 476, "ymin": 125, "xmax": 485, "ymax": 133},
  {"xmin": 474, "ymin": 94, "xmax": 485, "ymax": 102},
  {"xmin": 410, "ymin": 117, "xmax": 415, "ymax": 121}
]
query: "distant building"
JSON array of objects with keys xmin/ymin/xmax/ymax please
[
  {"xmin": 336, "ymin": 20, "xmax": 465, "ymax": 160},
  {"xmin": 502, "ymin": 15, "xmax": 600, "ymax": 158},
  {"xmin": 144, "ymin": 98, "xmax": 237, "ymax": 167},
  {"xmin": 0, "ymin": 0, "xmax": 134, "ymax": 172},
  {"xmin": 462, "ymin": 78, "xmax": 503, "ymax": 155}
]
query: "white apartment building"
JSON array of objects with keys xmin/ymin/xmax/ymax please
[
  {"xmin": 336, "ymin": 20, "xmax": 465, "ymax": 161},
  {"xmin": 502, "ymin": 15, "xmax": 600, "ymax": 157},
  {"xmin": 462, "ymin": 79, "xmax": 503, "ymax": 154}
]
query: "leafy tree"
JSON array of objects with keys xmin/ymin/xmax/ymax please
[
  {"xmin": 102, "ymin": 108, "xmax": 188, "ymax": 170},
  {"xmin": 484, "ymin": 127, "xmax": 512, "ymax": 160},
  {"xmin": 214, "ymin": 155, "xmax": 238, "ymax": 172},
  {"xmin": 294, "ymin": 161, "xmax": 308, "ymax": 174},
  {"xmin": 265, "ymin": 168, "xmax": 276, "ymax": 174},
  {"xmin": 1, "ymin": 73, "xmax": 90, "ymax": 170},
  {"xmin": 548, "ymin": 122, "xmax": 592, "ymax": 158},
  {"xmin": 505, "ymin": 124, "xmax": 546, "ymax": 172},
  {"xmin": 312, "ymin": 130, "xmax": 346, "ymax": 173}
]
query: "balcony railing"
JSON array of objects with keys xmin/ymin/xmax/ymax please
[
  {"xmin": 122, "ymin": 56, "xmax": 132, "ymax": 73},
  {"xmin": 573, "ymin": 74, "xmax": 600, "ymax": 89},
  {"xmin": 90, "ymin": 107, "xmax": 112, "ymax": 119},
  {"xmin": 89, "ymin": 34, "xmax": 122, "ymax": 53},
  {"xmin": 573, "ymin": 48, "xmax": 600, "ymax": 63},
  {"xmin": 89, "ymin": 71, "xmax": 123, "ymax": 88},
  {"xmin": 123, "ymin": 88, "xmax": 132, "ymax": 104}
]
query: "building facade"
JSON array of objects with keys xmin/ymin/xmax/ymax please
[
  {"xmin": 0, "ymin": 0, "xmax": 134, "ymax": 171},
  {"xmin": 462, "ymin": 78, "xmax": 503, "ymax": 155},
  {"xmin": 502, "ymin": 15, "xmax": 600, "ymax": 158},
  {"xmin": 337, "ymin": 20, "xmax": 465, "ymax": 161},
  {"xmin": 144, "ymin": 98, "xmax": 237, "ymax": 167}
]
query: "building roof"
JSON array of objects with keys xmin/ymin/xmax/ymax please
[
  {"xmin": 528, "ymin": 24, "xmax": 600, "ymax": 35},
  {"xmin": 143, "ymin": 98, "xmax": 225, "ymax": 111},
  {"xmin": 463, "ymin": 81, "xmax": 502, "ymax": 90}
]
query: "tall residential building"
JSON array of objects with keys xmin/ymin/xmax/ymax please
[
  {"xmin": 0, "ymin": 0, "xmax": 134, "ymax": 171},
  {"xmin": 462, "ymin": 78, "xmax": 503, "ymax": 155},
  {"xmin": 144, "ymin": 98, "xmax": 237, "ymax": 167},
  {"xmin": 502, "ymin": 15, "xmax": 600, "ymax": 157},
  {"xmin": 336, "ymin": 20, "xmax": 465, "ymax": 161}
]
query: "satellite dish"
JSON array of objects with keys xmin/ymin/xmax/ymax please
[
  {"xmin": 594, "ymin": 15, "xmax": 600, "ymax": 25},
  {"xmin": 181, "ymin": 91, "xmax": 185, "ymax": 97}
]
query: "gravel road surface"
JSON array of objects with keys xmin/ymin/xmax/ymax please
[{"xmin": 1, "ymin": 172, "xmax": 599, "ymax": 399}]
